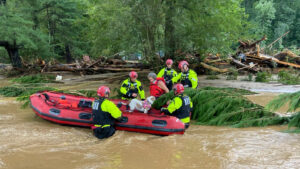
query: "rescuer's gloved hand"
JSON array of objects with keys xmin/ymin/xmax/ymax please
[{"xmin": 161, "ymin": 108, "xmax": 169, "ymax": 114}]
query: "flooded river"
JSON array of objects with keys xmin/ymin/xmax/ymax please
[{"xmin": 1, "ymin": 74, "xmax": 300, "ymax": 169}]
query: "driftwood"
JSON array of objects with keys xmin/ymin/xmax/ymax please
[
  {"xmin": 199, "ymin": 62, "xmax": 229, "ymax": 73},
  {"xmin": 16, "ymin": 54, "xmax": 148, "ymax": 75},
  {"xmin": 230, "ymin": 57, "xmax": 258, "ymax": 72},
  {"xmin": 274, "ymin": 50, "xmax": 300, "ymax": 65},
  {"xmin": 238, "ymin": 36, "xmax": 266, "ymax": 52}
]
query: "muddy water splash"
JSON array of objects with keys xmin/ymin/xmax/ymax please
[{"xmin": 1, "ymin": 75, "xmax": 300, "ymax": 169}]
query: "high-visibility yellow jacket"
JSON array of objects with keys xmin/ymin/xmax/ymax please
[
  {"xmin": 120, "ymin": 78, "xmax": 145, "ymax": 100},
  {"xmin": 165, "ymin": 94, "xmax": 193, "ymax": 124},
  {"xmin": 172, "ymin": 69, "xmax": 198, "ymax": 89},
  {"xmin": 157, "ymin": 68, "xmax": 178, "ymax": 82},
  {"xmin": 92, "ymin": 98, "xmax": 122, "ymax": 128}
]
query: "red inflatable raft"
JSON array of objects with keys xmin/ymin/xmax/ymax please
[{"xmin": 30, "ymin": 91, "xmax": 185, "ymax": 135}]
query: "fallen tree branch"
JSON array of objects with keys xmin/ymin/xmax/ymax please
[{"xmin": 199, "ymin": 62, "xmax": 229, "ymax": 73}]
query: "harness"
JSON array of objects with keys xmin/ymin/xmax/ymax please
[
  {"xmin": 127, "ymin": 80, "xmax": 138, "ymax": 93},
  {"xmin": 163, "ymin": 68, "xmax": 174, "ymax": 82},
  {"xmin": 180, "ymin": 70, "xmax": 192, "ymax": 87}
]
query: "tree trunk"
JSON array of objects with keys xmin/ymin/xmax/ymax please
[
  {"xmin": 65, "ymin": 44, "xmax": 73, "ymax": 63},
  {"xmin": 164, "ymin": 0, "xmax": 176, "ymax": 60},
  {"xmin": 0, "ymin": 41, "xmax": 23, "ymax": 68}
]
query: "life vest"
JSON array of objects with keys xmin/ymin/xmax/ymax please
[
  {"xmin": 172, "ymin": 95, "xmax": 191, "ymax": 119},
  {"xmin": 180, "ymin": 70, "xmax": 192, "ymax": 87},
  {"xmin": 122, "ymin": 79, "xmax": 139, "ymax": 98},
  {"xmin": 150, "ymin": 77, "xmax": 166, "ymax": 97},
  {"xmin": 92, "ymin": 98, "xmax": 115, "ymax": 126},
  {"xmin": 163, "ymin": 68, "xmax": 174, "ymax": 82}
]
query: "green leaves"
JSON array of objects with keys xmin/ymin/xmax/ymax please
[
  {"xmin": 151, "ymin": 87, "xmax": 287, "ymax": 128},
  {"xmin": 266, "ymin": 92, "xmax": 300, "ymax": 112}
]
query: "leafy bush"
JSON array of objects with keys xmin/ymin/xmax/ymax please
[
  {"xmin": 255, "ymin": 72, "xmax": 271, "ymax": 82},
  {"xmin": 278, "ymin": 70, "xmax": 300, "ymax": 85}
]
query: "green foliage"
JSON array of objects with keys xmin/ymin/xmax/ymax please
[
  {"xmin": 0, "ymin": 0, "xmax": 88, "ymax": 64},
  {"xmin": 1, "ymin": 0, "xmax": 299, "ymax": 65},
  {"xmin": 266, "ymin": 91, "xmax": 300, "ymax": 130},
  {"xmin": 255, "ymin": 71, "xmax": 271, "ymax": 82},
  {"xmin": 12, "ymin": 74, "xmax": 55, "ymax": 84},
  {"xmin": 277, "ymin": 70, "xmax": 300, "ymax": 85},
  {"xmin": 0, "ymin": 86, "xmax": 25, "ymax": 97},
  {"xmin": 254, "ymin": 0, "xmax": 276, "ymax": 37},
  {"xmin": 266, "ymin": 91, "xmax": 300, "ymax": 113},
  {"xmin": 287, "ymin": 112, "xmax": 300, "ymax": 129},
  {"xmin": 153, "ymin": 87, "xmax": 285, "ymax": 128},
  {"xmin": 244, "ymin": 0, "xmax": 300, "ymax": 50}
]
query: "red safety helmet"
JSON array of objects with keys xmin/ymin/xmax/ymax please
[
  {"xmin": 129, "ymin": 71, "xmax": 138, "ymax": 78},
  {"xmin": 173, "ymin": 83, "xmax": 184, "ymax": 95},
  {"xmin": 97, "ymin": 86, "xmax": 110, "ymax": 97},
  {"xmin": 178, "ymin": 60, "xmax": 189, "ymax": 69},
  {"xmin": 166, "ymin": 59, "xmax": 173, "ymax": 65}
]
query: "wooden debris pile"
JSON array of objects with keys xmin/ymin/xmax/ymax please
[
  {"xmin": 200, "ymin": 35, "xmax": 300, "ymax": 74},
  {"xmin": 19, "ymin": 56, "xmax": 146, "ymax": 75}
]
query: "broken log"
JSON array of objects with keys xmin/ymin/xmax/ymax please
[
  {"xmin": 274, "ymin": 50, "xmax": 300, "ymax": 64},
  {"xmin": 199, "ymin": 62, "xmax": 229, "ymax": 73},
  {"xmin": 230, "ymin": 57, "xmax": 258, "ymax": 72}
]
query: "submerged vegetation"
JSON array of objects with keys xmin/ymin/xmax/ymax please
[
  {"xmin": 12, "ymin": 74, "xmax": 56, "ymax": 84},
  {"xmin": 267, "ymin": 91, "xmax": 300, "ymax": 132}
]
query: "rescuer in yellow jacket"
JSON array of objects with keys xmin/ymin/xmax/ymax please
[
  {"xmin": 92, "ymin": 86, "xmax": 122, "ymax": 139},
  {"xmin": 172, "ymin": 60, "xmax": 198, "ymax": 89},
  {"xmin": 161, "ymin": 84, "xmax": 193, "ymax": 129},
  {"xmin": 120, "ymin": 71, "xmax": 145, "ymax": 100},
  {"xmin": 157, "ymin": 59, "xmax": 178, "ymax": 90}
]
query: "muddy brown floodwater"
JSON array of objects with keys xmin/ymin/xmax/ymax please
[{"xmin": 1, "ymin": 73, "xmax": 300, "ymax": 169}]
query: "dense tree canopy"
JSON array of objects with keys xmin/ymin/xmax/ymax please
[{"xmin": 0, "ymin": 0, "xmax": 299, "ymax": 67}]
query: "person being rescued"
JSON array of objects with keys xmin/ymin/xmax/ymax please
[
  {"xmin": 148, "ymin": 72, "xmax": 169, "ymax": 98},
  {"xmin": 120, "ymin": 71, "xmax": 145, "ymax": 100},
  {"xmin": 91, "ymin": 86, "xmax": 122, "ymax": 139},
  {"xmin": 172, "ymin": 60, "xmax": 198, "ymax": 89},
  {"xmin": 157, "ymin": 59, "xmax": 177, "ymax": 90},
  {"xmin": 161, "ymin": 83, "xmax": 193, "ymax": 129}
]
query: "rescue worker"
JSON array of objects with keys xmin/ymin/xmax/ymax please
[
  {"xmin": 120, "ymin": 71, "xmax": 145, "ymax": 100},
  {"xmin": 172, "ymin": 60, "xmax": 198, "ymax": 89},
  {"xmin": 161, "ymin": 83, "xmax": 193, "ymax": 129},
  {"xmin": 157, "ymin": 59, "xmax": 178, "ymax": 90},
  {"xmin": 148, "ymin": 72, "xmax": 169, "ymax": 98},
  {"xmin": 92, "ymin": 86, "xmax": 122, "ymax": 139}
]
